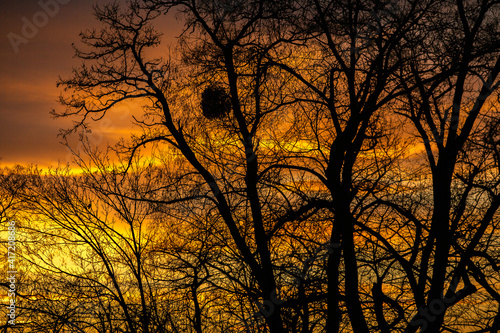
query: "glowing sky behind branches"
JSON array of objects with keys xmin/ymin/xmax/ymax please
[{"xmin": 0, "ymin": 0, "xmax": 182, "ymax": 168}]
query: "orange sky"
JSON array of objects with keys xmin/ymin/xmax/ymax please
[{"xmin": 0, "ymin": 0, "xmax": 182, "ymax": 169}]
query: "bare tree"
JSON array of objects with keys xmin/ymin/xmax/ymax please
[
  {"xmin": 393, "ymin": 1, "xmax": 500, "ymax": 331},
  {"xmin": 27, "ymin": 0, "xmax": 500, "ymax": 332},
  {"xmin": 7, "ymin": 153, "xmax": 183, "ymax": 333}
]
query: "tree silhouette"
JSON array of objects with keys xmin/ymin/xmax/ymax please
[{"xmin": 2, "ymin": 0, "xmax": 500, "ymax": 332}]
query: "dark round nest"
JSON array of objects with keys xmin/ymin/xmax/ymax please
[{"xmin": 201, "ymin": 83, "xmax": 231, "ymax": 119}]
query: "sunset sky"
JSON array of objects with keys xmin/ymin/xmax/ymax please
[{"xmin": 0, "ymin": 0, "xmax": 182, "ymax": 168}]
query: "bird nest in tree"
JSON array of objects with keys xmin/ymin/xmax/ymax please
[{"xmin": 201, "ymin": 83, "xmax": 231, "ymax": 119}]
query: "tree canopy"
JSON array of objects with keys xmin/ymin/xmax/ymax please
[{"xmin": 2, "ymin": 0, "xmax": 500, "ymax": 332}]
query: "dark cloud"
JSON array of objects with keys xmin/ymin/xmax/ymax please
[
  {"xmin": 0, "ymin": 0, "xmax": 107, "ymax": 167},
  {"xmin": 0, "ymin": 0, "xmax": 183, "ymax": 168}
]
